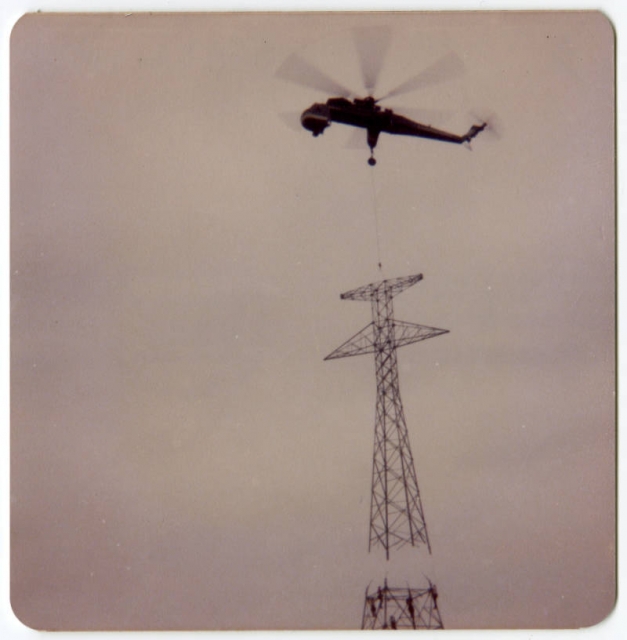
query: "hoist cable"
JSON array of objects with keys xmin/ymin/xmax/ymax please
[{"xmin": 369, "ymin": 168, "xmax": 384, "ymax": 274}]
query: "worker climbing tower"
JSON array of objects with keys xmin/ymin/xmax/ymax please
[
  {"xmin": 325, "ymin": 273, "xmax": 447, "ymax": 630},
  {"xmin": 362, "ymin": 578, "xmax": 443, "ymax": 630}
]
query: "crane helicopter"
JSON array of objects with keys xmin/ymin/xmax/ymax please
[
  {"xmin": 277, "ymin": 38, "xmax": 490, "ymax": 166},
  {"xmin": 301, "ymin": 95, "xmax": 486, "ymax": 165}
]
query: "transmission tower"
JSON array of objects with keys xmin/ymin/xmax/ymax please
[
  {"xmin": 325, "ymin": 274, "xmax": 447, "ymax": 558},
  {"xmin": 325, "ymin": 273, "xmax": 447, "ymax": 629}
]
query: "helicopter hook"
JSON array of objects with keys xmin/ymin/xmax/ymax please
[{"xmin": 367, "ymin": 128, "xmax": 380, "ymax": 166}]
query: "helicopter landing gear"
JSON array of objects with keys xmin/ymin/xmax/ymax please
[{"xmin": 368, "ymin": 156, "xmax": 377, "ymax": 166}]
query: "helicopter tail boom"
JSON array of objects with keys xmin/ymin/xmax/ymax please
[{"xmin": 384, "ymin": 114, "xmax": 487, "ymax": 145}]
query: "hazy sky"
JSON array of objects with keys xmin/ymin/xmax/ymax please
[{"xmin": 10, "ymin": 11, "xmax": 615, "ymax": 631}]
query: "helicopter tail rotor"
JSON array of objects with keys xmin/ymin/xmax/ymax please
[
  {"xmin": 464, "ymin": 122, "xmax": 488, "ymax": 142},
  {"xmin": 469, "ymin": 109, "xmax": 503, "ymax": 139}
]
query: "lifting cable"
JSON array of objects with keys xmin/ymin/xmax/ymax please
[{"xmin": 369, "ymin": 167, "xmax": 384, "ymax": 274}]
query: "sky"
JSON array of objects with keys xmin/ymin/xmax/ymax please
[{"xmin": 9, "ymin": 9, "xmax": 615, "ymax": 633}]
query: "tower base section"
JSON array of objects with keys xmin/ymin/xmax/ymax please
[{"xmin": 361, "ymin": 578, "xmax": 444, "ymax": 630}]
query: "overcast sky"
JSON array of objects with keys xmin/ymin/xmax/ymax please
[{"xmin": 10, "ymin": 11, "xmax": 615, "ymax": 631}]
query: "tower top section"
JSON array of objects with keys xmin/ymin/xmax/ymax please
[{"xmin": 340, "ymin": 274, "xmax": 423, "ymax": 302}]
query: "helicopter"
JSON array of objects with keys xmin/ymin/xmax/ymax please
[
  {"xmin": 277, "ymin": 30, "xmax": 490, "ymax": 165},
  {"xmin": 300, "ymin": 96, "xmax": 486, "ymax": 165}
]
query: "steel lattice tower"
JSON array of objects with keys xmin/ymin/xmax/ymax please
[
  {"xmin": 325, "ymin": 273, "xmax": 447, "ymax": 630},
  {"xmin": 325, "ymin": 274, "xmax": 447, "ymax": 559},
  {"xmin": 361, "ymin": 579, "xmax": 444, "ymax": 630}
]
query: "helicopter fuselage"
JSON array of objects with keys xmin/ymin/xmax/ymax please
[{"xmin": 301, "ymin": 96, "xmax": 485, "ymax": 149}]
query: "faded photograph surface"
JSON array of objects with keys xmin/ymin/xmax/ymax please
[{"xmin": 10, "ymin": 11, "xmax": 615, "ymax": 631}]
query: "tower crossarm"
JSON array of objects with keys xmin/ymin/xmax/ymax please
[
  {"xmin": 393, "ymin": 321, "xmax": 450, "ymax": 348},
  {"xmin": 324, "ymin": 320, "xmax": 448, "ymax": 360},
  {"xmin": 340, "ymin": 274, "xmax": 423, "ymax": 302},
  {"xmin": 324, "ymin": 323, "xmax": 377, "ymax": 360}
]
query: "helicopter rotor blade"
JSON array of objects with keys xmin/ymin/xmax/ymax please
[
  {"xmin": 276, "ymin": 53, "xmax": 354, "ymax": 98},
  {"xmin": 353, "ymin": 25, "xmax": 392, "ymax": 96},
  {"xmin": 379, "ymin": 51, "xmax": 466, "ymax": 101},
  {"xmin": 278, "ymin": 110, "xmax": 304, "ymax": 133}
]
